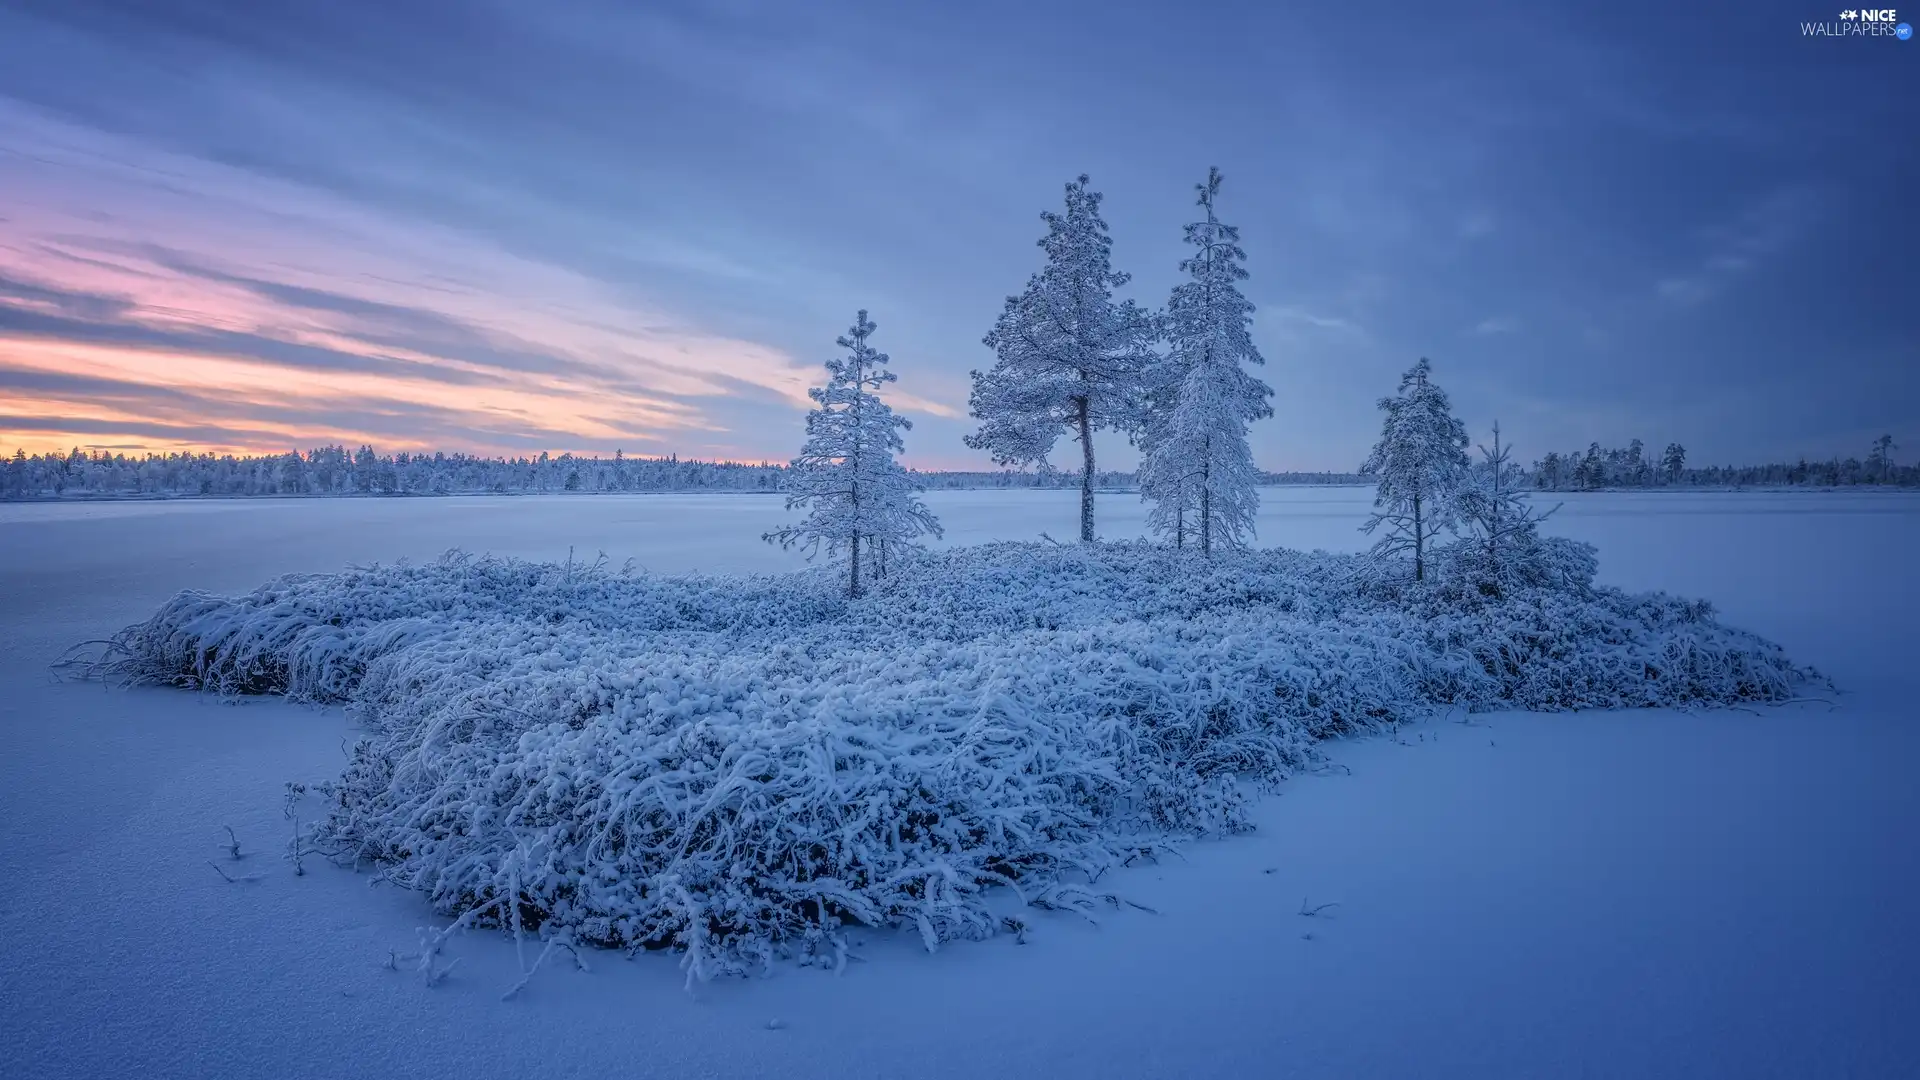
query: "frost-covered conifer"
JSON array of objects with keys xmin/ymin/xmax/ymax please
[
  {"xmin": 969, "ymin": 175, "xmax": 1157, "ymax": 542},
  {"xmin": 863, "ymin": 448, "xmax": 943, "ymax": 583},
  {"xmin": 1536, "ymin": 451, "xmax": 1564, "ymax": 490},
  {"xmin": 1661, "ymin": 442, "xmax": 1686, "ymax": 485},
  {"xmin": 1360, "ymin": 358, "xmax": 1470, "ymax": 582},
  {"xmin": 1868, "ymin": 434, "xmax": 1898, "ymax": 483},
  {"xmin": 1453, "ymin": 421, "xmax": 1559, "ymax": 587},
  {"xmin": 764, "ymin": 311, "xmax": 940, "ymax": 596},
  {"xmin": 1573, "ymin": 443, "xmax": 1605, "ymax": 489},
  {"xmin": 1138, "ymin": 168, "xmax": 1272, "ymax": 555}
]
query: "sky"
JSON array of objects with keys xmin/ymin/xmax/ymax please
[{"xmin": 0, "ymin": 0, "xmax": 1913, "ymax": 472}]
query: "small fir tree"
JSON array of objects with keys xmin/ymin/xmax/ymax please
[
  {"xmin": 764, "ymin": 311, "xmax": 940, "ymax": 597},
  {"xmin": 1359, "ymin": 358, "xmax": 1470, "ymax": 582}
]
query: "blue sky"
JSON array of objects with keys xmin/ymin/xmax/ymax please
[{"xmin": 0, "ymin": 0, "xmax": 1912, "ymax": 470}]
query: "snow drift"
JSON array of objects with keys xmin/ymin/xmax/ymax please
[{"xmin": 73, "ymin": 540, "xmax": 1820, "ymax": 980}]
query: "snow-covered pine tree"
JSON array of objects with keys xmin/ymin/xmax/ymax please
[
  {"xmin": 1662, "ymin": 442, "xmax": 1686, "ymax": 485},
  {"xmin": 1454, "ymin": 421, "xmax": 1559, "ymax": 587},
  {"xmin": 1359, "ymin": 358, "xmax": 1470, "ymax": 582},
  {"xmin": 763, "ymin": 310, "xmax": 940, "ymax": 597},
  {"xmin": 1134, "ymin": 367, "xmax": 1192, "ymax": 547},
  {"xmin": 968, "ymin": 174, "xmax": 1157, "ymax": 543},
  {"xmin": 863, "ymin": 452, "xmax": 942, "ymax": 583},
  {"xmin": 1138, "ymin": 168, "xmax": 1273, "ymax": 555},
  {"xmin": 1537, "ymin": 451, "xmax": 1564, "ymax": 490},
  {"xmin": 1577, "ymin": 443, "xmax": 1605, "ymax": 489},
  {"xmin": 1868, "ymin": 434, "xmax": 1897, "ymax": 483}
]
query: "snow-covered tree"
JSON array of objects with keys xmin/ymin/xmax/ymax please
[
  {"xmin": 1661, "ymin": 442, "xmax": 1686, "ymax": 485},
  {"xmin": 1452, "ymin": 421, "xmax": 1559, "ymax": 590},
  {"xmin": 863, "ymin": 451, "xmax": 943, "ymax": 584},
  {"xmin": 1575, "ymin": 443, "xmax": 1605, "ymax": 489},
  {"xmin": 1868, "ymin": 434, "xmax": 1898, "ymax": 483},
  {"xmin": 764, "ymin": 311, "xmax": 940, "ymax": 597},
  {"xmin": 1138, "ymin": 168, "xmax": 1272, "ymax": 555},
  {"xmin": 969, "ymin": 174, "xmax": 1157, "ymax": 543},
  {"xmin": 1536, "ymin": 450, "xmax": 1564, "ymax": 490},
  {"xmin": 1626, "ymin": 438, "xmax": 1649, "ymax": 486},
  {"xmin": 1359, "ymin": 358, "xmax": 1470, "ymax": 582}
]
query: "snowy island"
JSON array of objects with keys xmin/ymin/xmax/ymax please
[
  {"xmin": 69, "ymin": 533, "xmax": 1822, "ymax": 984},
  {"xmin": 56, "ymin": 173, "xmax": 1831, "ymax": 988}
]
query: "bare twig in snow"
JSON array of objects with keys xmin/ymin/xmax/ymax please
[{"xmin": 207, "ymin": 860, "xmax": 262, "ymax": 884}]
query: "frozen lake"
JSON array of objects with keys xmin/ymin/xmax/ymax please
[
  {"xmin": 1, "ymin": 488, "xmax": 1916, "ymax": 1079},
  {"xmin": 3, "ymin": 486, "xmax": 1912, "ymax": 688}
]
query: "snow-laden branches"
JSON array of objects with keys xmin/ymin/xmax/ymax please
[
  {"xmin": 969, "ymin": 175, "xmax": 1158, "ymax": 542},
  {"xmin": 1138, "ymin": 168, "xmax": 1273, "ymax": 555},
  {"xmin": 79, "ymin": 541, "xmax": 1821, "ymax": 979},
  {"xmin": 1446, "ymin": 421, "xmax": 1564, "ymax": 596},
  {"xmin": 1360, "ymin": 358, "xmax": 1471, "ymax": 582},
  {"xmin": 764, "ymin": 310, "xmax": 941, "ymax": 596}
]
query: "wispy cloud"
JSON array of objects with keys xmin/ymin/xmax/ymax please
[
  {"xmin": 1654, "ymin": 188, "xmax": 1817, "ymax": 307},
  {"xmin": 0, "ymin": 2, "xmax": 1910, "ymax": 470},
  {"xmin": 1268, "ymin": 305, "xmax": 1366, "ymax": 338},
  {"xmin": 0, "ymin": 100, "xmax": 827, "ymax": 457}
]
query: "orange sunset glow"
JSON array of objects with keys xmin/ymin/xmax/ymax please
[{"xmin": 0, "ymin": 100, "xmax": 966, "ymax": 464}]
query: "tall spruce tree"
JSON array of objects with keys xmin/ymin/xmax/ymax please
[
  {"xmin": 968, "ymin": 174, "xmax": 1156, "ymax": 542},
  {"xmin": 764, "ymin": 311, "xmax": 940, "ymax": 597},
  {"xmin": 1360, "ymin": 358, "xmax": 1470, "ymax": 582},
  {"xmin": 1138, "ymin": 168, "xmax": 1272, "ymax": 554}
]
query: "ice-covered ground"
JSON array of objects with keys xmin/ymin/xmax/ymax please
[{"xmin": 2, "ymin": 488, "xmax": 1915, "ymax": 1079}]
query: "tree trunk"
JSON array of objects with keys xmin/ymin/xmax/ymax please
[
  {"xmin": 848, "ymin": 344, "xmax": 864, "ymax": 597},
  {"xmin": 1076, "ymin": 395, "xmax": 1095, "ymax": 543},
  {"xmin": 1489, "ymin": 427, "xmax": 1501, "ymax": 565},
  {"xmin": 1200, "ymin": 439, "xmax": 1212, "ymax": 556},
  {"xmin": 1412, "ymin": 492, "xmax": 1425, "ymax": 582}
]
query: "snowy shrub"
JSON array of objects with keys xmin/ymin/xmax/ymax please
[
  {"xmin": 74, "ymin": 542, "xmax": 1820, "ymax": 980},
  {"xmin": 1436, "ymin": 533, "xmax": 1601, "ymax": 599}
]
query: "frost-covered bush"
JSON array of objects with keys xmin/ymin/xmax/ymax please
[
  {"xmin": 76, "ymin": 542, "xmax": 1820, "ymax": 979},
  {"xmin": 1436, "ymin": 533, "xmax": 1601, "ymax": 599}
]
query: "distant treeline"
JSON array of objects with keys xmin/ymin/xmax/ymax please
[
  {"xmin": 914, "ymin": 469, "xmax": 1367, "ymax": 490},
  {"xmin": 0, "ymin": 445, "xmax": 1367, "ymax": 500},
  {"xmin": 7, "ymin": 441, "xmax": 1910, "ymax": 501},
  {"xmin": 1529, "ymin": 437, "xmax": 1915, "ymax": 490}
]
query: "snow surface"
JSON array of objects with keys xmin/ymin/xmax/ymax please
[{"xmin": 2, "ymin": 487, "xmax": 1916, "ymax": 1079}]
